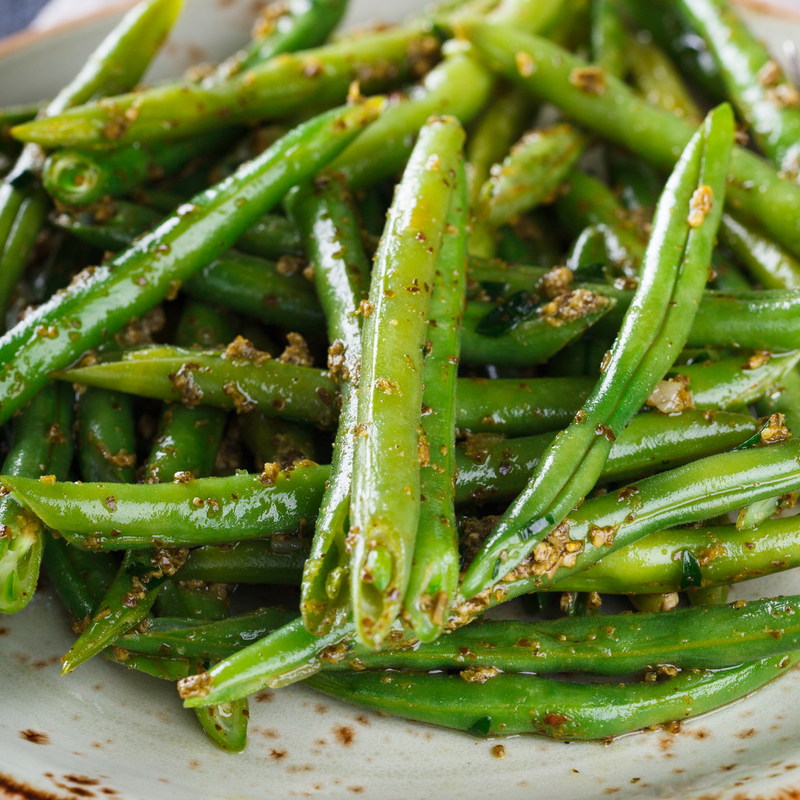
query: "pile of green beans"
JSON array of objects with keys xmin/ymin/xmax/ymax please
[{"xmin": 4, "ymin": 0, "xmax": 800, "ymax": 755}]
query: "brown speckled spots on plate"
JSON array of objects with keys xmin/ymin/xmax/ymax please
[
  {"xmin": 346, "ymin": 788, "xmax": 364, "ymax": 794},
  {"xmin": 62, "ymin": 777, "xmax": 98, "ymax": 788},
  {"xmin": 354, "ymin": 715, "xmax": 370, "ymax": 726},
  {"xmin": 603, "ymin": 789, "xmax": 620, "ymax": 795},
  {"xmin": 737, "ymin": 728, "xmax": 758, "ymax": 739},
  {"xmin": 691, "ymin": 727, "xmax": 712, "ymax": 740},
  {"xmin": 254, "ymin": 690, "xmax": 274, "ymax": 703},
  {"xmin": 0, "ymin": 627, "xmax": 8, "ymax": 635},
  {"xmin": 657, "ymin": 736, "xmax": 675, "ymax": 751},
  {"xmin": 315, "ymin": 704, "xmax": 328, "ymax": 715},
  {"xmin": 187, "ymin": 760, "xmax": 202, "ymax": 770},
  {"xmin": 287, "ymin": 766, "xmax": 314, "ymax": 774},
  {"xmin": 333, "ymin": 725, "xmax": 354, "ymax": 746},
  {"xmin": 0, "ymin": 772, "xmax": 73, "ymax": 800},
  {"xmin": 269, "ymin": 749, "xmax": 287, "ymax": 761},
  {"xmin": 19, "ymin": 730, "xmax": 49, "ymax": 745},
  {"xmin": 258, "ymin": 728, "xmax": 279, "ymax": 739},
  {"xmin": 672, "ymin": 769, "xmax": 686, "ymax": 774}
]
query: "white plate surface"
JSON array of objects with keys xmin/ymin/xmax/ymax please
[{"xmin": 2, "ymin": 1, "xmax": 800, "ymax": 798}]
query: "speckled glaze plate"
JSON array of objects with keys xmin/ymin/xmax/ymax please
[{"xmin": 3, "ymin": 1, "xmax": 800, "ymax": 798}]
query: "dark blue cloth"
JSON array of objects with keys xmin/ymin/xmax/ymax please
[{"xmin": 0, "ymin": 0, "xmax": 52, "ymax": 39}]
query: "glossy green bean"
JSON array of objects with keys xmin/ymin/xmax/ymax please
[
  {"xmin": 5, "ymin": 467, "xmax": 328, "ymax": 550},
  {"xmin": 307, "ymin": 655, "xmax": 798, "ymax": 739},
  {"xmin": 465, "ymin": 86, "xmax": 537, "ymax": 209},
  {"xmin": 215, "ymin": 0, "xmax": 348, "ymax": 81},
  {"xmin": 331, "ymin": 596, "xmax": 800, "ymax": 674},
  {"xmin": 591, "ymin": 0, "xmax": 627, "ymax": 79},
  {"xmin": 42, "ymin": 130, "xmax": 235, "ymax": 207},
  {"xmin": 60, "ymin": 345, "xmax": 338, "ymax": 429},
  {"xmin": 285, "ymin": 171, "xmax": 371, "ymax": 635},
  {"xmin": 453, "ymin": 439, "xmax": 800, "ymax": 623},
  {"xmin": 179, "ymin": 540, "xmax": 307, "ymax": 585},
  {"xmin": 477, "ymin": 123, "xmax": 587, "ymax": 227},
  {"xmin": 456, "ymin": 350, "xmax": 798, "ymax": 435},
  {"xmin": 12, "ymin": 27, "xmax": 423, "ymax": 147},
  {"xmin": 0, "ymin": 383, "xmax": 74, "ymax": 613},
  {"xmin": 183, "ymin": 252, "xmax": 325, "ymax": 335},
  {"xmin": 349, "ymin": 116, "xmax": 464, "ymax": 647},
  {"xmin": 76, "ymin": 388, "xmax": 136, "ymax": 485},
  {"xmin": 116, "ymin": 607, "xmax": 300, "ymax": 659},
  {"xmin": 674, "ymin": 0, "xmax": 800, "ymax": 176},
  {"xmin": 556, "ymin": 171, "xmax": 648, "ymax": 275},
  {"xmin": 0, "ymin": 100, "xmax": 381, "ymax": 427},
  {"xmin": 454, "ymin": 409, "xmax": 758, "ymax": 504},
  {"xmin": 404, "ymin": 160, "xmax": 468, "ymax": 641},
  {"xmin": 719, "ymin": 212, "xmax": 800, "ymax": 290},
  {"xmin": 624, "ymin": 30, "xmax": 703, "ymax": 122}
]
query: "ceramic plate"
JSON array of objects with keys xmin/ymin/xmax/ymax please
[{"xmin": 2, "ymin": 1, "xmax": 800, "ymax": 797}]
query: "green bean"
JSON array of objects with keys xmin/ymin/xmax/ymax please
[
  {"xmin": 334, "ymin": 596, "xmax": 800, "ymax": 674},
  {"xmin": 144, "ymin": 393, "xmax": 227, "ymax": 484},
  {"xmin": 155, "ymin": 580, "xmax": 228, "ymax": 620},
  {"xmin": 0, "ymin": 100, "xmax": 381, "ymax": 427},
  {"xmin": 52, "ymin": 200, "xmax": 163, "ymax": 251},
  {"xmin": 43, "ymin": 534, "xmax": 97, "ymax": 628},
  {"xmin": 76, "ymin": 388, "xmax": 136, "ymax": 485},
  {"xmin": 173, "ymin": 300, "xmax": 234, "ymax": 349},
  {"xmin": 591, "ymin": 0, "xmax": 627, "ymax": 79},
  {"xmin": 215, "ymin": 0, "xmax": 348, "ymax": 81},
  {"xmin": 54, "ymin": 200, "xmax": 304, "ymax": 262},
  {"xmin": 404, "ymin": 160, "xmax": 468, "ymax": 641},
  {"xmin": 42, "ymin": 130, "xmax": 235, "ymax": 207},
  {"xmin": 306, "ymin": 654, "xmax": 798, "ymax": 739},
  {"xmin": 328, "ymin": 47, "xmax": 493, "ymax": 191},
  {"xmin": 179, "ymin": 540, "xmax": 307, "ymax": 585},
  {"xmin": 457, "ymin": 350, "xmax": 796, "ymax": 435},
  {"xmin": 719, "ymin": 212, "xmax": 800, "ymax": 290},
  {"xmin": 673, "ymin": 0, "xmax": 800, "ymax": 177},
  {"xmin": 284, "ymin": 171, "xmax": 371, "ymax": 635},
  {"xmin": 757, "ymin": 365, "xmax": 800, "ymax": 430},
  {"xmin": 468, "ymin": 285, "xmax": 800, "ymax": 362},
  {"xmin": 107, "ymin": 651, "xmax": 199, "ymax": 681},
  {"xmin": 453, "ymin": 439, "xmax": 800, "ymax": 623},
  {"xmin": 61, "ymin": 548, "xmax": 184, "ymax": 673},
  {"xmin": 62, "ymin": 341, "xmax": 788, "ymax": 438},
  {"xmin": 238, "ymin": 413, "xmax": 316, "ymax": 471},
  {"xmin": 550, "ymin": 515, "xmax": 800, "ymax": 595},
  {"xmin": 12, "ymin": 27, "xmax": 427, "ymax": 148},
  {"xmin": 467, "ymin": 104, "xmax": 735, "ymax": 597},
  {"xmin": 476, "ymin": 123, "xmax": 587, "ymax": 227},
  {"xmin": 688, "ymin": 585, "xmax": 729, "ymax": 606},
  {"xmin": 0, "ymin": 102, "xmax": 45, "ymax": 133},
  {"xmin": 61, "ymin": 345, "xmax": 338, "ymax": 429},
  {"xmin": 349, "ymin": 116, "xmax": 465, "ymax": 647},
  {"xmin": 0, "ymin": 383, "xmax": 74, "ymax": 613},
  {"xmin": 556, "ymin": 171, "xmax": 647, "ymax": 275},
  {"xmin": 465, "ymin": 86, "xmax": 537, "ymax": 210},
  {"xmin": 455, "ymin": 409, "xmax": 758, "ymax": 504},
  {"xmin": 461, "ymin": 291, "xmax": 615, "ymax": 366},
  {"xmin": 183, "ymin": 252, "xmax": 325, "ymax": 335},
  {"xmin": 458, "ymin": 18, "xmax": 800, "ymax": 260},
  {"xmin": 5, "ymin": 467, "xmax": 328, "ymax": 551},
  {"xmin": 0, "ymin": 189, "xmax": 49, "ymax": 318},
  {"xmin": 616, "ymin": 0, "xmax": 727, "ymax": 101},
  {"xmin": 117, "ymin": 607, "xmax": 300, "ymax": 660},
  {"xmin": 624, "ymin": 30, "xmax": 703, "ymax": 122}
]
